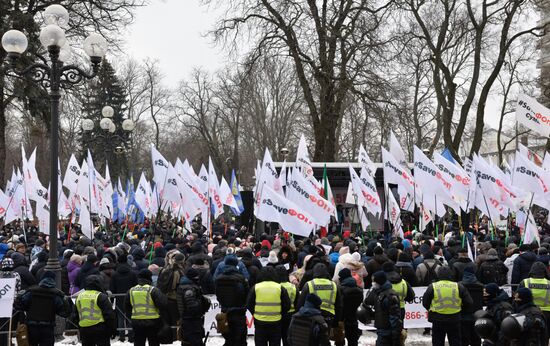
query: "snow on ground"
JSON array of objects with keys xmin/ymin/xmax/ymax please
[{"xmin": 53, "ymin": 329, "xmax": 433, "ymax": 345}]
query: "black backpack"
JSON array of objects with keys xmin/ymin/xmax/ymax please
[
  {"xmin": 479, "ymin": 260, "xmax": 506, "ymax": 285},
  {"xmin": 421, "ymin": 261, "xmax": 440, "ymax": 286},
  {"xmin": 179, "ymin": 285, "xmax": 203, "ymax": 317}
]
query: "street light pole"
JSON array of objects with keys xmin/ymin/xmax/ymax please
[{"xmin": 2, "ymin": 4, "xmax": 107, "ymax": 287}]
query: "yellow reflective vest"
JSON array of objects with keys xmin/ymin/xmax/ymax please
[
  {"xmin": 392, "ymin": 279, "xmax": 408, "ymax": 309},
  {"xmin": 523, "ymin": 278, "xmax": 550, "ymax": 312},
  {"xmin": 307, "ymin": 278, "xmax": 337, "ymax": 315},
  {"xmin": 129, "ymin": 284, "xmax": 160, "ymax": 319},
  {"xmin": 430, "ymin": 280, "xmax": 462, "ymax": 315},
  {"xmin": 76, "ymin": 290, "xmax": 105, "ymax": 327},
  {"xmin": 281, "ymin": 282, "xmax": 297, "ymax": 313},
  {"xmin": 254, "ymin": 281, "xmax": 282, "ymax": 322}
]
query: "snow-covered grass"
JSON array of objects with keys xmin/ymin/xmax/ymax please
[{"xmin": 53, "ymin": 329, "xmax": 433, "ymax": 345}]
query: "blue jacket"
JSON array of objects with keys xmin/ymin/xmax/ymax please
[
  {"xmin": 512, "ymin": 252, "xmax": 537, "ymax": 285},
  {"xmin": 213, "ymin": 254, "xmax": 249, "ymax": 280}
]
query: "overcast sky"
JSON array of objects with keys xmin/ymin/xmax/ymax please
[{"xmin": 121, "ymin": 0, "xmax": 227, "ymax": 87}]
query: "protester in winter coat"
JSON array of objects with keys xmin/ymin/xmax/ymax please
[
  {"xmin": 287, "ymin": 294, "xmax": 330, "ymax": 346},
  {"xmin": 131, "ymin": 247, "xmax": 149, "ymax": 272},
  {"xmin": 512, "ymin": 244, "xmax": 538, "ymax": 285},
  {"xmin": 337, "ymin": 268, "xmax": 364, "ymax": 346},
  {"xmin": 278, "ymin": 245, "xmax": 296, "ymax": 272},
  {"xmin": 16, "ymin": 271, "xmax": 72, "ymax": 346},
  {"xmin": 449, "ymin": 248, "xmax": 476, "ymax": 282},
  {"xmin": 110, "ymin": 253, "xmax": 138, "ymax": 342},
  {"xmin": 11, "ymin": 252, "xmax": 36, "ymax": 289},
  {"xmin": 67, "ymin": 254, "xmax": 83, "ymax": 295},
  {"xmin": 177, "ymin": 268, "xmax": 211, "ymax": 346},
  {"xmin": 395, "ymin": 252, "xmax": 419, "ymax": 287},
  {"xmin": 157, "ymin": 252, "xmax": 185, "ymax": 341},
  {"xmin": 365, "ymin": 246, "xmax": 390, "ymax": 289},
  {"xmin": 332, "ymin": 253, "xmax": 367, "ymax": 288},
  {"xmin": 517, "ymin": 261, "xmax": 550, "ymax": 334},
  {"xmin": 509, "ymin": 288, "xmax": 547, "ymax": 346},
  {"xmin": 416, "ymin": 251, "xmax": 443, "ymax": 286},
  {"xmin": 384, "ymin": 262, "xmax": 414, "ymax": 320},
  {"xmin": 504, "ymin": 245, "xmax": 520, "ymax": 284},
  {"xmin": 75, "ymin": 254, "xmax": 99, "ymax": 290},
  {"xmin": 476, "ymin": 248, "xmax": 508, "ymax": 285},
  {"xmin": 460, "ymin": 266, "xmax": 484, "ymax": 346}
]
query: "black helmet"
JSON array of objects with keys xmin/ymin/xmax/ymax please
[
  {"xmin": 474, "ymin": 318, "xmax": 496, "ymax": 339},
  {"xmin": 501, "ymin": 314, "xmax": 525, "ymax": 340},
  {"xmin": 356, "ymin": 304, "xmax": 374, "ymax": 325},
  {"xmin": 474, "ymin": 309, "xmax": 490, "ymax": 320}
]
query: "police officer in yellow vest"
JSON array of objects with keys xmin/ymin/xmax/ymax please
[
  {"xmin": 519, "ymin": 261, "xmax": 550, "ymax": 335},
  {"xmin": 75, "ymin": 275, "xmax": 116, "ymax": 346},
  {"xmin": 276, "ymin": 265, "xmax": 299, "ymax": 346},
  {"xmin": 247, "ymin": 266, "xmax": 291, "ymax": 346},
  {"xmin": 422, "ymin": 266, "xmax": 472, "ymax": 346},
  {"xmin": 296, "ymin": 263, "xmax": 344, "ymax": 342},
  {"xmin": 124, "ymin": 269, "xmax": 167, "ymax": 346}
]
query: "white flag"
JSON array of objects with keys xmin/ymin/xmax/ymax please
[
  {"xmin": 358, "ymin": 144, "xmax": 377, "ymax": 177},
  {"xmin": 134, "ymin": 173, "xmax": 151, "ymax": 215},
  {"xmin": 63, "ymin": 154, "xmax": 80, "ymax": 195},
  {"xmin": 87, "ymin": 150, "xmax": 100, "ymax": 213},
  {"xmin": 79, "ymin": 201, "xmax": 93, "ymax": 239},
  {"xmin": 433, "ymin": 153, "xmax": 471, "ymax": 211},
  {"xmin": 389, "ymin": 130, "xmax": 408, "ymax": 167},
  {"xmin": 516, "ymin": 94, "xmax": 550, "ymax": 138},
  {"xmin": 286, "ymin": 168, "xmax": 333, "ymax": 226},
  {"xmin": 151, "ymin": 145, "xmax": 170, "ymax": 199},
  {"xmin": 382, "ymin": 147, "xmax": 415, "ymax": 196},
  {"xmin": 256, "ymin": 184, "xmax": 314, "ymax": 237},
  {"xmin": 348, "ymin": 166, "xmax": 382, "ymax": 216},
  {"xmin": 208, "ymin": 157, "xmax": 224, "ymax": 218},
  {"xmin": 386, "ymin": 186, "xmax": 403, "ymax": 238},
  {"xmin": 296, "ymin": 134, "xmax": 314, "ymax": 179}
]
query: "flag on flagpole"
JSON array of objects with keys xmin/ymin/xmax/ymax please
[{"xmin": 230, "ymin": 170, "xmax": 244, "ymax": 215}]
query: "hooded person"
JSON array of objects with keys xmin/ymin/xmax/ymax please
[
  {"xmin": 11, "ymin": 251, "xmax": 36, "ymax": 289},
  {"xmin": 213, "ymin": 249, "xmax": 250, "ymax": 281},
  {"xmin": 337, "ymin": 268, "xmax": 363, "ymax": 346},
  {"xmin": 124, "ymin": 269, "xmax": 167, "ymax": 346},
  {"xmin": 110, "ymin": 252, "xmax": 138, "ymax": 342},
  {"xmin": 449, "ymin": 248, "xmax": 476, "ymax": 282},
  {"xmin": 0, "ymin": 257, "xmax": 21, "ymax": 293},
  {"xmin": 287, "ymin": 294, "xmax": 330, "ymax": 346},
  {"xmin": 395, "ymin": 252, "xmax": 418, "ymax": 287},
  {"xmin": 215, "ymin": 255, "xmax": 250, "ymax": 346},
  {"xmin": 518, "ymin": 261, "xmax": 550, "ymax": 334},
  {"xmin": 422, "ymin": 266, "xmax": 473, "ymax": 346},
  {"xmin": 361, "ymin": 271, "xmax": 403, "ymax": 345},
  {"xmin": 365, "ymin": 246, "xmax": 390, "ymax": 289},
  {"xmin": 16, "ymin": 271, "xmax": 72, "ymax": 346},
  {"xmin": 177, "ymin": 268, "xmax": 211, "ymax": 346},
  {"xmin": 509, "ymin": 287, "xmax": 547, "ymax": 345},
  {"xmin": 481, "ymin": 283, "xmax": 513, "ymax": 345},
  {"xmin": 459, "ymin": 266, "xmax": 483, "ymax": 346},
  {"xmin": 67, "ymin": 254, "xmax": 83, "ymax": 295},
  {"xmin": 157, "ymin": 251, "xmax": 186, "ymax": 341},
  {"xmin": 75, "ymin": 274, "xmax": 117, "ymax": 345},
  {"xmin": 416, "ymin": 251, "xmax": 442, "ymax": 286},
  {"xmin": 476, "ymin": 248, "xmax": 508, "ymax": 285}
]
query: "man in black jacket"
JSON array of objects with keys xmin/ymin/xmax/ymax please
[
  {"xmin": 337, "ymin": 268, "xmax": 363, "ymax": 346},
  {"xmin": 422, "ymin": 266, "xmax": 473, "ymax": 346},
  {"xmin": 11, "ymin": 252, "xmax": 36, "ymax": 289},
  {"xmin": 512, "ymin": 244, "xmax": 537, "ymax": 285},
  {"xmin": 362, "ymin": 271, "xmax": 403, "ymax": 346},
  {"xmin": 125, "ymin": 269, "xmax": 167, "ymax": 346},
  {"xmin": 460, "ymin": 266, "xmax": 483, "ymax": 346},
  {"xmin": 110, "ymin": 253, "xmax": 138, "ymax": 342},
  {"xmin": 177, "ymin": 268, "xmax": 211, "ymax": 346},
  {"xmin": 75, "ymin": 275, "xmax": 117, "ymax": 346},
  {"xmin": 449, "ymin": 248, "xmax": 476, "ymax": 282},
  {"xmin": 16, "ymin": 271, "xmax": 72, "ymax": 346},
  {"xmin": 510, "ymin": 287, "xmax": 547, "ymax": 345},
  {"xmin": 215, "ymin": 256, "xmax": 249, "ymax": 346}
]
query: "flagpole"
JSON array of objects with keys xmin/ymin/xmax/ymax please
[
  {"xmin": 481, "ymin": 194, "xmax": 497, "ymax": 240},
  {"xmin": 521, "ymin": 193, "xmax": 535, "ymax": 245}
]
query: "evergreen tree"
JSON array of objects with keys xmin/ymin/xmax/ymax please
[{"xmin": 80, "ymin": 59, "xmax": 130, "ymax": 180}]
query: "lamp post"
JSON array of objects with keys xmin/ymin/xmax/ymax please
[
  {"xmin": 82, "ymin": 105, "xmax": 134, "ymax": 176},
  {"xmin": 2, "ymin": 4, "xmax": 107, "ymax": 286}
]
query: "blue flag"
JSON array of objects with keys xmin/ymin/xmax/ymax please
[
  {"xmin": 230, "ymin": 169, "xmax": 245, "ymax": 215},
  {"xmin": 125, "ymin": 178, "xmax": 144, "ymax": 223},
  {"xmin": 441, "ymin": 147, "xmax": 456, "ymax": 164}
]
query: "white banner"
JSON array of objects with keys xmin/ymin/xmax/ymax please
[
  {"xmin": 204, "ymin": 295, "xmax": 254, "ymax": 336},
  {"xmin": 0, "ymin": 278, "xmax": 16, "ymax": 318},
  {"xmin": 516, "ymin": 94, "xmax": 550, "ymax": 138}
]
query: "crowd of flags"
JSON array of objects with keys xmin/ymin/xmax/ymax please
[{"xmin": 1, "ymin": 94, "xmax": 550, "ymax": 245}]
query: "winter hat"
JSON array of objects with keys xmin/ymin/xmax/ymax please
[
  {"xmin": 148, "ymin": 264, "xmax": 160, "ymax": 275},
  {"xmin": 117, "ymin": 253, "xmax": 128, "ymax": 264},
  {"xmin": 374, "ymin": 246, "xmax": 384, "ymax": 255},
  {"xmin": 154, "ymin": 242, "xmax": 163, "ymax": 250},
  {"xmin": 268, "ymin": 251, "xmax": 278, "ymax": 264},
  {"xmin": 87, "ymin": 254, "xmax": 98, "ymax": 264},
  {"xmin": 99, "ymin": 258, "xmax": 110, "ymax": 267},
  {"xmin": 261, "ymin": 240, "xmax": 272, "ymax": 250},
  {"xmin": 138, "ymin": 269, "xmax": 153, "ymax": 281},
  {"xmin": 484, "ymin": 283, "xmax": 500, "ymax": 298},
  {"xmin": 373, "ymin": 271, "xmax": 387, "ymax": 286},
  {"xmin": 487, "ymin": 249, "xmax": 498, "ymax": 256},
  {"xmin": 463, "ymin": 266, "xmax": 475, "ymax": 275},
  {"xmin": 339, "ymin": 268, "xmax": 352, "ymax": 281},
  {"xmin": 398, "ymin": 253, "xmax": 411, "ymax": 262},
  {"xmin": 225, "ymin": 256, "xmax": 239, "ymax": 267},
  {"xmin": 1, "ymin": 258, "xmax": 14, "ymax": 270},
  {"xmin": 42, "ymin": 271, "xmax": 56, "ymax": 280},
  {"xmin": 305, "ymin": 294, "xmax": 322, "ymax": 310},
  {"xmin": 186, "ymin": 268, "xmax": 200, "ymax": 282},
  {"xmin": 516, "ymin": 287, "xmax": 533, "ymax": 303},
  {"xmin": 382, "ymin": 262, "xmax": 395, "ymax": 273}
]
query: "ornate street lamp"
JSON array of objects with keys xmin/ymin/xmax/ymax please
[{"xmin": 2, "ymin": 4, "xmax": 107, "ymax": 286}]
